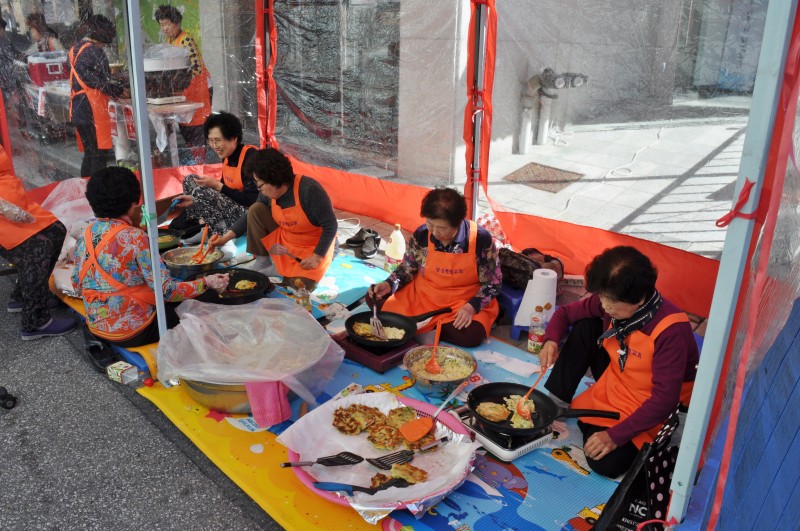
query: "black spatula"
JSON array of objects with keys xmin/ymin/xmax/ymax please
[{"xmin": 280, "ymin": 451, "xmax": 364, "ymax": 468}]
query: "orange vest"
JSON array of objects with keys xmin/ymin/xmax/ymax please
[
  {"xmin": 381, "ymin": 220, "xmax": 500, "ymax": 336},
  {"xmin": 261, "ymin": 176, "xmax": 334, "ymax": 281},
  {"xmin": 69, "ymin": 42, "xmax": 114, "ymax": 152},
  {"xmin": 571, "ymin": 312, "xmax": 695, "ymax": 448},
  {"xmin": 171, "ymin": 31, "xmax": 211, "ymax": 127},
  {"xmin": 0, "ymin": 146, "xmax": 58, "ymax": 249},
  {"xmin": 78, "ymin": 224, "xmax": 157, "ymax": 340},
  {"xmin": 222, "ymin": 145, "xmax": 255, "ymax": 191}
]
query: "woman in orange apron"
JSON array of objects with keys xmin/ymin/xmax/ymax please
[
  {"xmin": 0, "ymin": 144, "xmax": 77, "ymax": 340},
  {"xmin": 539, "ymin": 246, "xmax": 699, "ymax": 477},
  {"xmin": 172, "ymin": 113, "xmax": 259, "ymax": 240},
  {"xmin": 155, "ymin": 5, "xmax": 211, "ymax": 158},
  {"xmin": 68, "ymin": 14, "xmax": 126, "ymax": 177},
  {"xmin": 72, "ymin": 167, "xmax": 229, "ymax": 349},
  {"xmin": 368, "ymin": 188, "xmax": 501, "ymax": 348}
]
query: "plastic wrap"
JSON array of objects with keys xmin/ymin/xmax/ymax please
[
  {"xmin": 157, "ymin": 298, "xmax": 344, "ymax": 404},
  {"xmin": 0, "ymin": 198, "xmax": 35, "ymax": 223}
]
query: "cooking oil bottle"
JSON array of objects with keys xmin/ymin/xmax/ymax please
[{"xmin": 384, "ymin": 224, "xmax": 406, "ymax": 272}]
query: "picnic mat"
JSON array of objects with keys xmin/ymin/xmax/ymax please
[
  {"xmin": 139, "ymin": 338, "xmax": 621, "ymax": 530},
  {"xmin": 272, "ymin": 251, "xmax": 389, "ymax": 319}
]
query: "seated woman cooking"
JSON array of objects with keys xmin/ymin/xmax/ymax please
[
  {"xmin": 72, "ymin": 166, "xmax": 229, "ymax": 348},
  {"xmin": 208, "ymin": 148, "xmax": 337, "ymax": 291},
  {"xmin": 539, "ymin": 246, "xmax": 699, "ymax": 478},
  {"xmin": 367, "ymin": 188, "xmax": 501, "ymax": 348}
]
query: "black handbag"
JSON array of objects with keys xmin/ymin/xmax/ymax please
[
  {"xmin": 594, "ymin": 409, "xmax": 681, "ymax": 531},
  {"xmin": 499, "ymin": 247, "xmax": 564, "ymax": 291}
]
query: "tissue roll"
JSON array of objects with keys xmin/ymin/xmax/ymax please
[{"xmin": 514, "ymin": 268, "xmax": 559, "ymax": 327}]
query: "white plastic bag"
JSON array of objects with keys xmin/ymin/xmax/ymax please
[
  {"xmin": 157, "ymin": 298, "xmax": 345, "ymax": 405},
  {"xmin": 40, "ymin": 178, "xmax": 95, "ymax": 265}
]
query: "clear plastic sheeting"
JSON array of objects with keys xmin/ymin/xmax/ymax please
[
  {"xmin": 156, "ymin": 298, "xmax": 345, "ymax": 403},
  {"xmin": 709, "ymin": 97, "xmax": 800, "ymax": 446},
  {"xmin": 271, "ymin": 0, "xmax": 467, "ymax": 187},
  {"xmin": 1, "ymin": 0, "xmax": 258, "ymax": 184},
  {"xmin": 486, "ymin": 0, "xmax": 766, "ymax": 260}
]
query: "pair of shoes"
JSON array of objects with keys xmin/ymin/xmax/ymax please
[
  {"xmin": 344, "ymin": 228, "xmax": 380, "ymax": 248},
  {"xmin": 361, "ymin": 235, "xmax": 379, "ymax": 259},
  {"xmin": 7, "ymin": 297, "xmax": 62, "ymax": 314},
  {"xmin": 84, "ymin": 339, "xmax": 122, "ymax": 373},
  {"xmin": 20, "ymin": 316, "xmax": 78, "ymax": 341}
]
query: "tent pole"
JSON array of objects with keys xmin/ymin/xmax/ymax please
[
  {"xmin": 667, "ymin": 0, "xmax": 797, "ymax": 523},
  {"xmin": 469, "ymin": 2, "xmax": 487, "ymax": 221},
  {"xmin": 122, "ymin": 0, "xmax": 168, "ymax": 338}
]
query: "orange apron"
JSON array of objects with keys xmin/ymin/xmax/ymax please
[
  {"xmin": 78, "ymin": 224, "xmax": 157, "ymax": 340},
  {"xmin": 381, "ymin": 220, "xmax": 500, "ymax": 336},
  {"xmin": 69, "ymin": 42, "xmax": 113, "ymax": 151},
  {"xmin": 571, "ymin": 312, "xmax": 695, "ymax": 448},
  {"xmin": 260, "ymin": 177, "xmax": 334, "ymax": 281},
  {"xmin": 171, "ymin": 31, "xmax": 211, "ymax": 127},
  {"xmin": 222, "ymin": 145, "xmax": 255, "ymax": 190}
]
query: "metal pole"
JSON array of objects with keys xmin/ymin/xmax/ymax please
[
  {"xmin": 122, "ymin": 0, "xmax": 168, "ymax": 338},
  {"xmin": 667, "ymin": 0, "xmax": 797, "ymax": 522},
  {"xmin": 470, "ymin": 2, "xmax": 487, "ymax": 221}
]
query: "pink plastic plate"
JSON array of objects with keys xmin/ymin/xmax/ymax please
[{"xmin": 287, "ymin": 394, "xmax": 473, "ymax": 507}]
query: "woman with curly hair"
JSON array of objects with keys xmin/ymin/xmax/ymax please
[
  {"xmin": 25, "ymin": 12, "xmax": 62, "ymax": 53},
  {"xmin": 72, "ymin": 166, "xmax": 229, "ymax": 347},
  {"xmin": 208, "ymin": 148, "xmax": 337, "ymax": 290}
]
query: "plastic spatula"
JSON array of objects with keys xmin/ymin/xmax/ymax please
[
  {"xmin": 399, "ymin": 380, "xmax": 468, "ymax": 442},
  {"xmin": 280, "ymin": 451, "xmax": 364, "ymax": 468},
  {"xmin": 424, "ymin": 321, "xmax": 443, "ymax": 374},
  {"xmin": 516, "ymin": 369, "xmax": 546, "ymax": 420},
  {"xmin": 156, "ymin": 197, "xmax": 181, "ymax": 225}
]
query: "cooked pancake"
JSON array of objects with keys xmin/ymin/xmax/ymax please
[
  {"xmin": 391, "ymin": 462, "xmax": 428, "ymax": 484},
  {"xmin": 370, "ymin": 473, "xmax": 392, "ymax": 489},
  {"xmin": 332, "ymin": 406, "xmax": 362, "ymax": 435},
  {"xmin": 351, "ymin": 322, "xmax": 405, "ymax": 341},
  {"xmin": 403, "ymin": 431, "xmax": 437, "ymax": 452},
  {"xmin": 367, "ymin": 424, "xmax": 403, "ymax": 450},
  {"xmin": 157, "ymin": 235, "xmax": 175, "ymax": 243},
  {"xmin": 234, "ymin": 279, "xmax": 257, "ymax": 290},
  {"xmin": 350, "ymin": 404, "xmax": 386, "ymax": 430},
  {"xmin": 386, "ymin": 406, "xmax": 417, "ymax": 429},
  {"xmin": 476, "ymin": 401, "xmax": 512, "ymax": 422}
]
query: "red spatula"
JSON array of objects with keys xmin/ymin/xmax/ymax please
[
  {"xmin": 424, "ymin": 321, "xmax": 444, "ymax": 374},
  {"xmin": 399, "ymin": 380, "xmax": 468, "ymax": 442}
]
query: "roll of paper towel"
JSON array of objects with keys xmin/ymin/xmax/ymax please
[{"xmin": 514, "ymin": 268, "xmax": 559, "ymax": 327}]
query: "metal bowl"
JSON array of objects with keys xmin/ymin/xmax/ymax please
[
  {"xmin": 162, "ymin": 246, "xmax": 224, "ymax": 280},
  {"xmin": 182, "ymin": 379, "xmax": 251, "ymax": 414},
  {"xmin": 403, "ymin": 345, "xmax": 477, "ymax": 399}
]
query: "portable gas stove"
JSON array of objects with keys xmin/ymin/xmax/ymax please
[
  {"xmin": 450, "ymin": 405, "xmax": 553, "ymax": 462},
  {"xmin": 333, "ymin": 334, "xmax": 420, "ymax": 374}
]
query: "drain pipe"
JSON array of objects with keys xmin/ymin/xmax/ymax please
[
  {"xmin": 518, "ymin": 75, "xmax": 539, "ymax": 154},
  {"xmin": 535, "ymin": 88, "xmax": 558, "ymax": 146}
]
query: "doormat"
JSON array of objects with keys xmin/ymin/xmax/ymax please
[{"xmin": 503, "ymin": 162, "xmax": 583, "ymax": 193}]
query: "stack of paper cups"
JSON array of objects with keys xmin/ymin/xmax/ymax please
[{"xmin": 514, "ymin": 268, "xmax": 559, "ymax": 327}]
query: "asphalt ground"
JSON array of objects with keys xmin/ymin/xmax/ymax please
[{"xmin": 0, "ymin": 274, "xmax": 283, "ymax": 531}]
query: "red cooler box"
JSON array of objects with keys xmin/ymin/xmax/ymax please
[{"xmin": 27, "ymin": 52, "xmax": 69, "ymax": 86}]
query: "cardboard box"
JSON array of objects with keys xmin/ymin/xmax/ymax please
[{"xmin": 27, "ymin": 52, "xmax": 69, "ymax": 86}]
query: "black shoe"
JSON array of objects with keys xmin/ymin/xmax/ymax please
[
  {"xmin": 82, "ymin": 326, "xmax": 122, "ymax": 373},
  {"xmin": 345, "ymin": 228, "xmax": 380, "ymax": 248},
  {"xmin": 361, "ymin": 235, "xmax": 379, "ymax": 259}
]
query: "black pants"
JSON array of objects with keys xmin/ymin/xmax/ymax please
[
  {"xmin": 75, "ymin": 122, "xmax": 113, "ymax": 177},
  {"xmin": 0, "ymin": 221, "xmax": 66, "ymax": 331},
  {"xmin": 544, "ymin": 318, "xmax": 639, "ymax": 478}
]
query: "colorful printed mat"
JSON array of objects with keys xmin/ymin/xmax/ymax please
[
  {"xmin": 139, "ymin": 338, "xmax": 620, "ymax": 530},
  {"xmin": 272, "ymin": 251, "xmax": 389, "ymax": 319}
]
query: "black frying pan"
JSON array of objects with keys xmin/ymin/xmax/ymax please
[
  {"xmin": 188, "ymin": 268, "xmax": 274, "ymax": 305},
  {"xmin": 156, "ymin": 228, "xmax": 182, "ymax": 252},
  {"xmin": 344, "ymin": 307, "xmax": 452, "ymax": 349},
  {"xmin": 466, "ymin": 382, "xmax": 620, "ymax": 437}
]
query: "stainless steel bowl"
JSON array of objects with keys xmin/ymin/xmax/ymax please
[
  {"xmin": 182, "ymin": 379, "xmax": 251, "ymax": 414},
  {"xmin": 162, "ymin": 246, "xmax": 224, "ymax": 280},
  {"xmin": 403, "ymin": 345, "xmax": 477, "ymax": 399}
]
